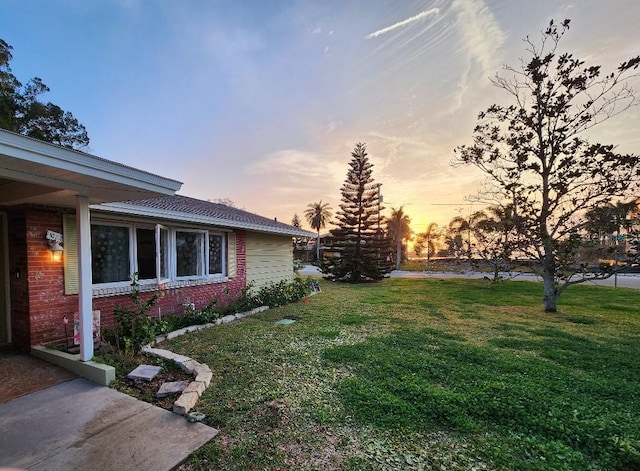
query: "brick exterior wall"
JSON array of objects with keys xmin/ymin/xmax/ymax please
[
  {"xmin": 7, "ymin": 210, "xmax": 29, "ymax": 351},
  {"xmin": 7, "ymin": 206, "xmax": 248, "ymax": 351}
]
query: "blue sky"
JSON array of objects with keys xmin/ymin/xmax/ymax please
[{"xmin": 2, "ymin": 0, "xmax": 639, "ymax": 232}]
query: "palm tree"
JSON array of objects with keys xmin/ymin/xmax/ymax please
[
  {"xmin": 447, "ymin": 210, "xmax": 485, "ymax": 266},
  {"xmin": 415, "ymin": 222, "xmax": 440, "ymax": 272},
  {"xmin": 585, "ymin": 200, "xmax": 638, "ymax": 285},
  {"xmin": 473, "ymin": 205, "xmax": 518, "ymax": 280},
  {"xmin": 304, "ymin": 200, "xmax": 332, "ymax": 261},
  {"xmin": 385, "ymin": 207, "xmax": 412, "ymax": 270}
]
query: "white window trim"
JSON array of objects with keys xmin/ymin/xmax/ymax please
[
  {"xmin": 156, "ymin": 224, "xmax": 170, "ymax": 286},
  {"xmin": 173, "ymin": 228, "xmax": 206, "ymax": 280},
  {"xmin": 208, "ymin": 231, "xmax": 226, "ymax": 277},
  {"xmin": 90, "ymin": 221, "xmax": 134, "ymax": 290},
  {"xmin": 134, "ymin": 223, "xmax": 160, "ymax": 285},
  {"xmin": 91, "ymin": 220, "xmax": 229, "ymax": 290}
]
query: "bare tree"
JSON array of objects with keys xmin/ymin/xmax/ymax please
[{"xmin": 453, "ymin": 19, "xmax": 640, "ymax": 311}]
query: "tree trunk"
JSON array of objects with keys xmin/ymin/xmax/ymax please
[
  {"xmin": 316, "ymin": 232, "xmax": 320, "ymax": 261},
  {"xmin": 542, "ymin": 272, "xmax": 558, "ymax": 312},
  {"xmin": 396, "ymin": 239, "xmax": 402, "ymax": 270}
]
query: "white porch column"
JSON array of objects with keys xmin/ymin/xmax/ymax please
[{"xmin": 76, "ymin": 195, "xmax": 93, "ymax": 361}]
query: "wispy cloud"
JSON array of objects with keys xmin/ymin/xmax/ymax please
[
  {"xmin": 453, "ymin": 0, "xmax": 505, "ymax": 77},
  {"xmin": 448, "ymin": 0, "xmax": 506, "ymax": 112},
  {"xmin": 365, "ymin": 8, "xmax": 440, "ymax": 39}
]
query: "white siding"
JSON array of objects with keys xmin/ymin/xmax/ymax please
[{"xmin": 246, "ymin": 232, "xmax": 294, "ymax": 290}]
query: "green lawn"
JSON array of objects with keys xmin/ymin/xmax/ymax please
[{"xmin": 163, "ymin": 278, "xmax": 640, "ymax": 471}]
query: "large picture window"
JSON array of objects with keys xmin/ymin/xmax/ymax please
[{"xmin": 90, "ymin": 222, "xmax": 227, "ymax": 286}]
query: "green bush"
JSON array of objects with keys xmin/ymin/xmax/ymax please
[
  {"xmin": 159, "ymin": 277, "xmax": 315, "ymax": 333},
  {"xmin": 110, "ymin": 274, "xmax": 161, "ymax": 355},
  {"xmin": 161, "ymin": 299, "xmax": 221, "ymax": 332},
  {"xmin": 253, "ymin": 277, "xmax": 313, "ymax": 308}
]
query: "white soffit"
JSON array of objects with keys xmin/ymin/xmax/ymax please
[{"xmin": 0, "ymin": 129, "xmax": 182, "ymax": 207}]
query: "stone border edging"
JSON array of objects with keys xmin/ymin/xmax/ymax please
[{"xmin": 141, "ymin": 305, "xmax": 270, "ymax": 415}]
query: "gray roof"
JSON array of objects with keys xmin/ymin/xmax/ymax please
[{"xmin": 93, "ymin": 195, "xmax": 314, "ymax": 238}]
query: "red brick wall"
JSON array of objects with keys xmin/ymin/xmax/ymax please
[
  {"xmin": 25, "ymin": 208, "xmax": 76, "ymax": 349},
  {"xmin": 7, "ymin": 210, "xmax": 29, "ymax": 351},
  {"xmin": 8, "ymin": 207, "xmax": 248, "ymax": 350}
]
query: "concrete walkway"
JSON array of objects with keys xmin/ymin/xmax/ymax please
[{"xmin": 0, "ymin": 377, "xmax": 218, "ymax": 471}]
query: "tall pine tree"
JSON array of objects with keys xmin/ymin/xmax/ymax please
[{"xmin": 321, "ymin": 142, "xmax": 393, "ymax": 282}]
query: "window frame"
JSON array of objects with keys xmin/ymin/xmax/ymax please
[
  {"xmin": 90, "ymin": 219, "xmax": 228, "ymax": 288},
  {"xmin": 90, "ymin": 221, "xmax": 134, "ymax": 288},
  {"xmin": 156, "ymin": 224, "xmax": 170, "ymax": 286},
  {"xmin": 173, "ymin": 228, "xmax": 207, "ymax": 280},
  {"xmin": 208, "ymin": 231, "xmax": 226, "ymax": 277},
  {"xmin": 135, "ymin": 224, "xmax": 159, "ymax": 283}
]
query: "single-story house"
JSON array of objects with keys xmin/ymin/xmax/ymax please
[{"xmin": 0, "ymin": 129, "xmax": 313, "ymax": 363}]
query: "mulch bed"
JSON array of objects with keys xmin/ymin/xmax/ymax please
[{"xmin": 120, "ymin": 367, "xmax": 194, "ymax": 410}]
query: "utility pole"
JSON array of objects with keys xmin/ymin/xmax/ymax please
[{"xmin": 377, "ymin": 183, "xmax": 382, "ymax": 236}]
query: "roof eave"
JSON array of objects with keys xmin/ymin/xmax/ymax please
[
  {"xmin": 92, "ymin": 202, "xmax": 316, "ymax": 238},
  {"xmin": 0, "ymin": 129, "xmax": 182, "ymax": 194}
]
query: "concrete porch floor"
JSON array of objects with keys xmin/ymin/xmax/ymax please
[{"xmin": 0, "ymin": 377, "xmax": 218, "ymax": 470}]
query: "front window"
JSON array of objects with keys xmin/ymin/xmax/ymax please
[
  {"xmin": 91, "ymin": 223, "xmax": 226, "ymax": 286},
  {"xmin": 176, "ymin": 231, "xmax": 205, "ymax": 277},
  {"xmin": 136, "ymin": 228, "xmax": 156, "ymax": 280},
  {"xmin": 158, "ymin": 226, "xmax": 169, "ymax": 280},
  {"xmin": 91, "ymin": 224, "xmax": 130, "ymax": 283},
  {"xmin": 209, "ymin": 233, "xmax": 224, "ymax": 275}
]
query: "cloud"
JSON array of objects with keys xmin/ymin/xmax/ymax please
[
  {"xmin": 453, "ymin": 0, "xmax": 505, "ymax": 76},
  {"xmin": 448, "ymin": 0, "xmax": 506, "ymax": 111},
  {"xmin": 325, "ymin": 120, "xmax": 341, "ymax": 134},
  {"xmin": 365, "ymin": 8, "xmax": 440, "ymax": 39},
  {"xmin": 247, "ymin": 149, "xmax": 344, "ymax": 184}
]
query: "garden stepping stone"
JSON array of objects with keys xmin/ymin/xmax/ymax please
[
  {"xmin": 127, "ymin": 364, "xmax": 161, "ymax": 381},
  {"xmin": 156, "ymin": 380, "xmax": 190, "ymax": 398},
  {"xmin": 275, "ymin": 319, "xmax": 295, "ymax": 325}
]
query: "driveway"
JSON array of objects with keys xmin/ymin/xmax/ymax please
[{"xmin": 0, "ymin": 377, "xmax": 218, "ymax": 471}]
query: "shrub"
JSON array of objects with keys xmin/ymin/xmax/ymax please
[
  {"xmin": 110, "ymin": 274, "xmax": 161, "ymax": 355},
  {"xmin": 164, "ymin": 277, "xmax": 315, "ymax": 331},
  {"xmin": 252, "ymin": 277, "xmax": 313, "ymax": 308}
]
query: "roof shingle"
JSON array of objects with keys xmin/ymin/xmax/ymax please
[{"xmin": 94, "ymin": 195, "xmax": 314, "ymax": 238}]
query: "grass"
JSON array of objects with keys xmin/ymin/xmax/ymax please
[{"xmin": 157, "ymin": 278, "xmax": 639, "ymax": 470}]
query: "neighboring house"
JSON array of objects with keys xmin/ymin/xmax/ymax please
[{"xmin": 0, "ymin": 129, "xmax": 312, "ymax": 361}]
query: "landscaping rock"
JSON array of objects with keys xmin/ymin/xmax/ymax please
[
  {"xmin": 178, "ymin": 359, "xmax": 199, "ymax": 374},
  {"xmin": 173, "ymin": 391, "xmax": 199, "ymax": 415},
  {"xmin": 127, "ymin": 365, "xmax": 161, "ymax": 381},
  {"xmin": 183, "ymin": 381, "xmax": 206, "ymax": 396},
  {"xmin": 196, "ymin": 370, "xmax": 213, "ymax": 387},
  {"xmin": 156, "ymin": 380, "xmax": 190, "ymax": 398}
]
